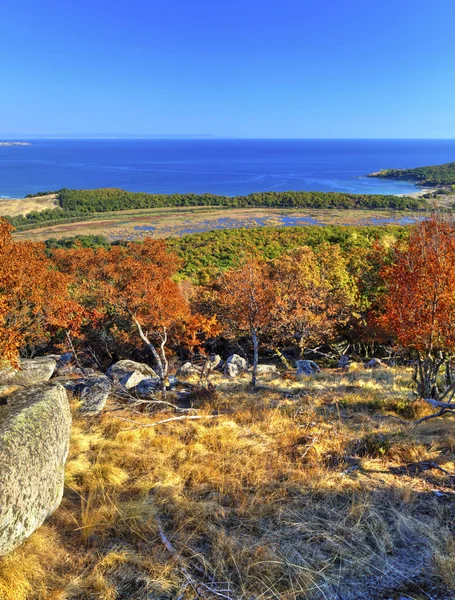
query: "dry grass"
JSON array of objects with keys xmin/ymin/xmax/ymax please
[
  {"xmin": 1, "ymin": 367, "xmax": 455, "ymax": 599},
  {"xmin": 0, "ymin": 195, "xmax": 57, "ymax": 217}
]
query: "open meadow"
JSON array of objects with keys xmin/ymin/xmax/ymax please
[
  {"xmin": 12, "ymin": 206, "xmax": 422, "ymax": 242},
  {"xmin": 2, "ymin": 366, "xmax": 455, "ymax": 600}
]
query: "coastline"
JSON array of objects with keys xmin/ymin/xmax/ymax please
[{"xmin": 396, "ymin": 187, "xmax": 432, "ymax": 198}]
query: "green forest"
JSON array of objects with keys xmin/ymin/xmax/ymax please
[
  {"xmin": 370, "ymin": 161, "xmax": 455, "ymax": 185},
  {"xmin": 45, "ymin": 224, "xmax": 409, "ymax": 283}
]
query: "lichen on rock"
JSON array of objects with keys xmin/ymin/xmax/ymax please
[{"xmin": 0, "ymin": 383, "xmax": 71, "ymax": 555}]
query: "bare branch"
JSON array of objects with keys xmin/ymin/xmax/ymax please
[{"xmin": 116, "ymin": 414, "xmax": 219, "ymax": 430}]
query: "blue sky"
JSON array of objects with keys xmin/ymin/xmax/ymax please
[{"xmin": 1, "ymin": 0, "xmax": 455, "ymax": 138}]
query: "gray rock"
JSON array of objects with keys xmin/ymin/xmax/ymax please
[
  {"xmin": 251, "ymin": 364, "xmax": 277, "ymax": 374},
  {"xmin": 133, "ymin": 377, "xmax": 161, "ymax": 397},
  {"xmin": 178, "ymin": 361, "xmax": 200, "ymax": 375},
  {"xmin": 0, "ymin": 383, "xmax": 71, "ymax": 555},
  {"xmin": 209, "ymin": 354, "xmax": 223, "ymax": 369},
  {"xmin": 0, "ymin": 357, "xmax": 56, "ymax": 387},
  {"xmin": 106, "ymin": 360, "xmax": 157, "ymax": 389},
  {"xmin": 62, "ymin": 376, "xmax": 111, "ymax": 414},
  {"xmin": 57, "ymin": 352, "xmax": 73, "ymax": 367},
  {"xmin": 296, "ymin": 360, "xmax": 320, "ymax": 377},
  {"xmin": 224, "ymin": 354, "xmax": 247, "ymax": 377},
  {"xmin": 338, "ymin": 355, "xmax": 351, "ymax": 370},
  {"xmin": 225, "ymin": 363, "xmax": 239, "ymax": 378}
]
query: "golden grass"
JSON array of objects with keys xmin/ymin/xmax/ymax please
[{"xmin": 1, "ymin": 367, "xmax": 455, "ymax": 599}]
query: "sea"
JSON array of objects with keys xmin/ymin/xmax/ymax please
[{"xmin": 1, "ymin": 138, "xmax": 455, "ymax": 199}]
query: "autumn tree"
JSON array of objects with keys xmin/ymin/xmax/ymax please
[
  {"xmin": 0, "ymin": 219, "xmax": 81, "ymax": 364},
  {"xmin": 380, "ymin": 215, "xmax": 455, "ymax": 408},
  {"xmin": 217, "ymin": 258, "xmax": 274, "ymax": 387},
  {"xmin": 268, "ymin": 246, "xmax": 353, "ymax": 361},
  {"xmin": 52, "ymin": 239, "xmax": 190, "ymax": 393}
]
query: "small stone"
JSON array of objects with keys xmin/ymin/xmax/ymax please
[
  {"xmin": 296, "ymin": 360, "xmax": 320, "ymax": 377},
  {"xmin": 367, "ymin": 358, "xmax": 386, "ymax": 369},
  {"xmin": 338, "ymin": 355, "xmax": 351, "ymax": 370},
  {"xmin": 251, "ymin": 364, "xmax": 277, "ymax": 374},
  {"xmin": 224, "ymin": 354, "xmax": 247, "ymax": 377}
]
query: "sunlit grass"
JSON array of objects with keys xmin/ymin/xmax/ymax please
[{"xmin": 1, "ymin": 367, "xmax": 454, "ymax": 599}]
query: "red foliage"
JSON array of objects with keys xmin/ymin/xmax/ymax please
[{"xmin": 380, "ymin": 215, "xmax": 455, "ymax": 356}]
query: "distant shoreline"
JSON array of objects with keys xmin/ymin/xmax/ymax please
[{"xmin": 0, "ymin": 141, "xmax": 31, "ymax": 147}]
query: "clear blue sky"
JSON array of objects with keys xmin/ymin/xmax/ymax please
[{"xmin": 1, "ymin": 0, "xmax": 455, "ymax": 138}]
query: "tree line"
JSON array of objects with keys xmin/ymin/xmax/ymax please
[{"xmin": 8, "ymin": 187, "xmax": 427, "ymax": 230}]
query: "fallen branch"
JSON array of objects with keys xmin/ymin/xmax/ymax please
[
  {"xmin": 422, "ymin": 397, "xmax": 455, "ymax": 409},
  {"xmin": 413, "ymin": 406, "xmax": 455, "ymax": 426},
  {"xmin": 116, "ymin": 414, "xmax": 219, "ymax": 430}
]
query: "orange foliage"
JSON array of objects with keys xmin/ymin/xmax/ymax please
[
  {"xmin": 381, "ymin": 215, "xmax": 455, "ymax": 356},
  {"xmin": 52, "ymin": 239, "xmax": 193, "ymax": 379},
  {"xmin": 0, "ymin": 219, "xmax": 82, "ymax": 364},
  {"xmin": 217, "ymin": 258, "xmax": 275, "ymax": 385}
]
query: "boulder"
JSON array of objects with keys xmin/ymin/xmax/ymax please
[
  {"xmin": 224, "ymin": 354, "xmax": 248, "ymax": 377},
  {"xmin": 296, "ymin": 360, "xmax": 320, "ymax": 377},
  {"xmin": 133, "ymin": 377, "xmax": 162, "ymax": 398},
  {"xmin": 0, "ymin": 357, "xmax": 56, "ymax": 387},
  {"xmin": 0, "ymin": 383, "xmax": 71, "ymax": 555},
  {"xmin": 62, "ymin": 376, "xmax": 111, "ymax": 414},
  {"xmin": 106, "ymin": 360, "xmax": 157, "ymax": 389}
]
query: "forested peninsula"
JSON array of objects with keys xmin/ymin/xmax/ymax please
[
  {"xmin": 8, "ymin": 187, "xmax": 426, "ymax": 230},
  {"xmin": 369, "ymin": 161, "xmax": 455, "ymax": 186}
]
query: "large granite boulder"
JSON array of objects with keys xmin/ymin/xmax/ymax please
[
  {"xmin": 224, "ymin": 354, "xmax": 248, "ymax": 378},
  {"xmin": 62, "ymin": 375, "xmax": 111, "ymax": 414},
  {"xmin": 296, "ymin": 360, "xmax": 320, "ymax": 377},
  {"xmin": 0, "ymin": 357, "xmax": 56, "ymax": 387},
  {"xmin": 106, "ymin": 360, "xmax": 157, "ymax": 389},
  {"xmin": 0, "ymin": 383, "xmax": 71, "ymax": 555}
]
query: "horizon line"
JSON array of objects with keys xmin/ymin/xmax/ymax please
[{"xmin": 2, "ymin": 135, "xmax": 455, "ymax": 141}]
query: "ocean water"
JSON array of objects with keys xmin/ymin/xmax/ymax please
[{"xmin": 1, "ymin": 138, "xmax": 455, "ymax": 198}]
